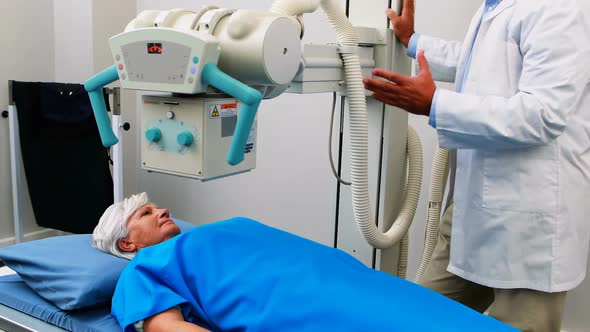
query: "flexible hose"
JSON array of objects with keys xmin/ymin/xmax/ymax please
[
  {"xmin": 397, "ymin": 233, "xmax": 409, "ymax": 279},
  {"xmin": 270, "ymin": 0, "xmax": 423, "ymax": 249},
  {"xmin": 270, "ymin": 0, "xmax": 321, "ymax": 16},
  {"xmin": 398, "ymin": 131, "xmax": 429, "ymax": 279},
  {"xmin": 414, "ymin": 148, "xmax": 449, "ymax": 283}
]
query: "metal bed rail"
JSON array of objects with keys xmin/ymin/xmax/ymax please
[{"xmin": 0, "ymin": 304, "xmax": 68, "ymax": 332}]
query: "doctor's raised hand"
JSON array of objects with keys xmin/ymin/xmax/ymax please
[
  {"xmin": 363, "ymin": 0, "xmax": 436, "ymax": 117},
  {"xmin": 363, "ymin": 50, "xmax": 436, "ymax": 117},
  {"xmin": 386, "ymin": 0, "xmax": 415, "ymax": 48}
]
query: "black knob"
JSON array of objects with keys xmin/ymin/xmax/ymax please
[
  {"xmin": 1, "ymin": 111, "xmax": 8, "ymax": 119},
  {"xmin": 122, "ymin": 122, "xmax": 131, "ymax": 131}
]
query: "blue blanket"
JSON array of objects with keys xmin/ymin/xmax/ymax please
[{"xmin": 112, "ymin": 218, "xmax": 517, "ymax": 332}]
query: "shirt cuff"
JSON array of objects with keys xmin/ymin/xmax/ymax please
[
  {"xmin": 429, "ymin": 89, "xmax": 439, "ymax": 128},
  {"xmin": 407, "ymin": 33, "xmax": 421, "ymax": 59}
]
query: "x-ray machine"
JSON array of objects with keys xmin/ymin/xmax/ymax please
[{"xmin": 85, "ymin": 0, "xmax": 428, "ymax": 276}]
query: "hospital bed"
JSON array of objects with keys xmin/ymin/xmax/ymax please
[
  {"xmin": 0, "ymin": 266, "xmax": 120, "ymax": 332},
  {"xmin": 0, "ymin": 220, "xmax": 196, "ymax": 332}
]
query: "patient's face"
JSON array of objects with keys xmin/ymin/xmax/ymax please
[{"xmin": 120, "ymin": 203, "xmax": 181, "ymax": 252}]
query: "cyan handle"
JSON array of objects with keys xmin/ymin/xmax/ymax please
[
  {"xmin": 84, "ymin": 65, "xmax": 120, "ymax": 147},
  {"xmin": 201, "ymin": 63, "xmax": 262, "ymax": 166}
]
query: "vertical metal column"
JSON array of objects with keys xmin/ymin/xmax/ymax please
[
  {"xmin": 8, "ymin": 80, "xmax": 24, "ymax": 244},
  {"xmin": 336, "ymin": 0, "xmax": 413, "ymax": 275},
  {"xmin": 106, "ymin": 88, "xmax": 124, "ymax": 203}
]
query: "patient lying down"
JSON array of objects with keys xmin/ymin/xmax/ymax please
[{"xmin": 92, "ymin": 193, "xmax": 516, "ymax": 332}]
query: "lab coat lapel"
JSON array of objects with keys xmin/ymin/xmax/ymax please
[{"xmin": 482, "ymin": 0, "xmax": 516, "ymax": 22}]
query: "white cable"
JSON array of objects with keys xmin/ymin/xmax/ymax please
[
  {"xmin": 269, "ymin": 0, "xmax": 321, "ymax": 16},
  {"xmin": 270, "ymin": 0, "xmax": 423, "ymax": 249},
  {"xmin": 398, "ymin": 233, "xmax": 409, "ymax": 279},
  {"xmin": 329, "ymin": 92, "xmax": 351, "ymax": 186},
  {"xmin": 414, "ymin": 148, "xmax": 449, "ymax": 283}
]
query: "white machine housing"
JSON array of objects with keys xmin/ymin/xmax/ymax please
[
  {"xmin": 122, "ymin": 8, "xmax": 302, "ymax": 98},
  {"xmin": 141, "ymin": 94, "xmax": 256, "ymax": 180},
  {"xmin": 111, "ymin": 28, "xmax": 221, "ymax": 94},
  {"xmin": 109, "ymin": 7, "xmax": 303, "ymax": 181}
]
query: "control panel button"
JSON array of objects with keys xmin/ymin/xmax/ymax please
[
  {"xmin": 177, "ymin": 131, "xmax": 194, "ymax": 147},
  {"xmin": 191, "ymin": 67, "xmax": 197, "ymax": 74},
  {"xmin": 166, "ymin": 111, "xmax": 175, "ymax": 119},
  {"xmin": 188, "ymin": 77, "xmax": 194, "ymax": 84},
  {"xmin": 118, "ymin": 64, "xmax": 124, "ymax": 71},
  {"xmin": 192, "ymin": 56, "xmax": 199, "ymax": 64},
  {"xmin": 145, "ymin": 127, "xmax": 162, "ymax": 142},
  {"xmin": 116, "ymin": 54, "xmax": 121, "ymax": 61}
]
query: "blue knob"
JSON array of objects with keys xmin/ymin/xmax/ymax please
[
  {"xmin": 177, "ymin": 131, "xmax": 194, "ymax": 147},
  {"xmin": 146, "ymin": 128, "xmax": 162, "ymax": 142}
]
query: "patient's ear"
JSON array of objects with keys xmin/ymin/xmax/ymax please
[{"xmin": 118, "ymin": 238, "xmax": 137, "ymax": 253}]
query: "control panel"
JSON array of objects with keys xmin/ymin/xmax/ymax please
[
  {"xmin": 141, "ymin": 95, "xmax": 257, "ymax": 180},
  {"xmin": 110, "ymin": 28, "xmax": 221, "ymax": 94}
]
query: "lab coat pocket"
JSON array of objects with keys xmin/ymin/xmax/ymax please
[{"xmin": 482, "ymin": 149, "xmax": 557, "ymax": 215}]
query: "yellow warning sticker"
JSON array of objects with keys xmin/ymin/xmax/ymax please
[
  {"xmin": 211, "ymin": 106, "xmax": 220, "ymax": 118},
  {"xmin": 210, "ymin": 103, "xmax": 237, "ymax": 119}
]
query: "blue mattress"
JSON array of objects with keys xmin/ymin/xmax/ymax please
[{"xmin": 0, "ymin": 274, "xmax": 121, "ymax": 332}]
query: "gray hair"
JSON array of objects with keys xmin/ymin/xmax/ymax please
[{"xmin": 91, "ymin": 192, "xmax": 149, "ymax": 260}]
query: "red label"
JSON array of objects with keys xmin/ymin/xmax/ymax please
[{"xmin": 222, "ymin": 104, "xmax": 237, "ymax": 109}]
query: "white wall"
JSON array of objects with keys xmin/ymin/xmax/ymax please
[
  {"xmin": 0, "ymin": 0, "xmax": 55, "ymax": 245},
  {"xmin": 53, "ymin": 0, "xmax": 93, "ymax": 83}
]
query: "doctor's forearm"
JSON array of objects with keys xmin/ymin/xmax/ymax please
[{"xmin": 434, "ymin": 90, "xmax": 571, "ymax": 150}]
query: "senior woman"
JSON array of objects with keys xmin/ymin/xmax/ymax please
[
  {"xmin": 92, "ymin": 192, "xmax": 201, "ymax": 331},
  {"xmin": 92, "ymin": 192, "xmax": 181, "ymax": 260},
  {"xmin": 92, "ymin": 193, "xmax": 517, "ymax": 332}
]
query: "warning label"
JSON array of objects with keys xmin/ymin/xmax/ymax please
[{"xmin": 210, "ymin": 103, "xmax": 237, "ymax": 119}]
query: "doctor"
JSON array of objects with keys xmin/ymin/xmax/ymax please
[{"xmin": 363, "ymin": 0, "xmax": 590, "ymax": 331}]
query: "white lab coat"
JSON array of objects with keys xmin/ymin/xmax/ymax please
[{"xmin": 417, "ymin": 0, "xmax": 590, "ymax": 292}]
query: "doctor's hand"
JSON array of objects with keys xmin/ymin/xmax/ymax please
[
  {"xmin": 363, "ymin": 51, "xmax": 436, "ymax": 117},
  {"xmin": 387, "ymin": 0, "xmax": 415, "ymax": 48}
]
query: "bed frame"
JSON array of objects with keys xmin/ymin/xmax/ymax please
[
  {"xmin": 0, "ymin": 267, "xmax": 67, "ymax": 331},
  {"xmin": 0, "ymin": 304, "xmax": 67, "ymax": 332}
]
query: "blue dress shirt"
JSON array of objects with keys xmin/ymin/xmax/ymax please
[{"xmin": 407, "ymin": 0, "xmax": 501, "ymax": 128}]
